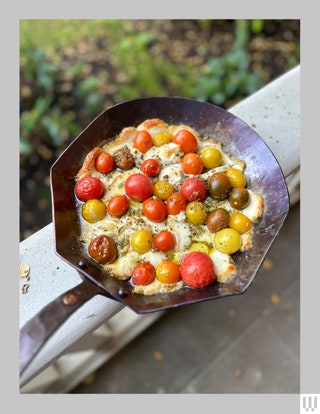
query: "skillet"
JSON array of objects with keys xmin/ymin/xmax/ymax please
[{"xmin": 19, "ymin": 96, "xmax": 290, "ymax": 375}]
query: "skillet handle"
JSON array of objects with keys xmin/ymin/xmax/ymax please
[{"xmin": 19, "ymin": 278, "xmax": 105, "ymax": 376}]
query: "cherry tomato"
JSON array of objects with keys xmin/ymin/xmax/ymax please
[
  {"xmin": 143, "ymin": 198, "xmax": 167, "ymax": 222},
  {"xmin": 140, "ymin": 158, "xmax": 161, "ymax": 177},
  {"xmin": 225, "ymin": 167, "xmax": 247, "ymax": 188},
  {"xmin": 182, "ymin": 153, "xmax": 204, "ymax": 175},
  {"xmin": 75, "ymin": 176, "xmax": 105, "ymax": 201},
  {"xmin": 82, "ymin": 199, "xmax": 106, "ymax": 223},
  {"xmin": 107, "ymin": 195, "xmax": 129, "ymax": 217},
  {"xmin": 133, "ymin": 130, "xmax": 153, "ymax": 153},
  {"xmin": 179, "ymin": 251, "xmax": 216, "ymax": 288},
  {"xmin": 113, "ymin": 147, "xmax": 135, "ymax": 170},
  {"xmin": 153, "ymin": 230, "xmax": 176, "ymax": 252},
  {"xmin": 229, "ymin": 212, "xmax": 252, "ymax": 234},
  {"xmin": 95, "ymin": 151, "xmax": 115, "ymax": 174},
  {"xmin": 206, "ymin": 208, "xmax": 230, "ymax": 233},
  {"xmin": 181, "ymin": 177, "xmax": 207, "ymax": 202},
  {"xmin": 152, "ymin": 132, "xmax": 173, "ymax": 147},
  {"xmin": 156, "ymin": 261, "xmax": 181, "ymax": 284},
  {"xmin": 201, "ymin": 147, "xmax": 222, "ymax": 169},
  {"xmin": 228, "ymin": 187, "xmax": 250, "ymax": 210},
  {"xmin": 166, "ymin": 192, "xmax": 187, "ymax": 215},
  {"xmin": 131, "ymin": 229, "xmax": 153, "ymax": 254},
  {"xmin": 153, "ymin": 180, "xmax": 175, "ymax": 200},
  {"xmin": 185, "ymin": 201, "xmax": 208, "ymax": 225},
  {"xmin": 132, "ymin": 261, "xmax": 156, "ymax": 285},
  {"xmin": 88, "ymin": 235, "xmax": 118, "ymax": 264},
  {"xmin": 214, "ymin": 228, "xmax": 242, "ymax": 254},
  {"xmin": 208, "ymin": 172, "xmax": 231, "ymax": 201},
  {"xmin": 173, "ymin": 129, "xmax": 198, "ymax": 154},
  {"xmin": 124, "ymin": 173, "xmax": 153, "ymax": 202}
]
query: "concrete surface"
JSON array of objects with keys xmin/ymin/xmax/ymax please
[{"xmin": 70, "ymin": 201, "xmax": 300, "ymax": 394}]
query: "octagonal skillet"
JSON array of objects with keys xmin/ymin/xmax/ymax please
[{"xmin": 20, "ymin": 97, "xmax": 289, "ymax": 375}]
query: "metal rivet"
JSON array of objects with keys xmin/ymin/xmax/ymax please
[{"xmin": 63, "ymin": 293, "xmax": 78, "ymax": 305}]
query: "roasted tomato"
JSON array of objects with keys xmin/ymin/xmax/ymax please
[
  {"xmin": 228, "ymin": 187, "xmax": 250, "ymax": 210},
  {"xmin": 173, "ymin": 129, "xmax": 198, "ymax": 154},
  {"xmin": 132, "ymin": 261, "xmax": 156, "ymax": 285},
  {"xmin": 124, "ymin": 173, "xmax": 153, "ymax": 201},
  {"xmin": 179, "ymin": 251, "xmax": 216, "ymax": 288},
  {"xmin": 88, "ymin": 235, "xmax": 118, "ymax": 264},
  {"xmin": 208, "ymin": 172, "xmax": 231, "ymax": 201},
  {"xmin": 95, "ymin": 151, "xmax": 115, "ymax": 174},
  {"xmin": 131, "ymin": 229, "xmax": 153, "ymax": 254},
  {"xmin": 229, "ymin": 212, "xmax": 252, "ymax": 234},
  {"xmin": 133, "ymin": 130, "xmax": 153, "ymax": 153},
  {"xmin": 107, "ymin": 195, "xmax": 129, "ymax": 217},
  {"xmin": 185, "ymin": 201, "xmax": 208, "ymax": 225},
  {"xmin": 140, "ymin": 158, "xmax": 161, "ymax": 177},
  {"xmin": 153, "ymin": 230, "xmax": 176, "ymax": 251},
  {"xmin": 181, "ymin": 153, "xmax": 204, "ymax": 175},
  {"xmin": 143, "ymin": 198, "xmax": 167, "ymax": 222},
  {"xmin": 181, "ymin": 177, "xmax": 207, "ymax": 202},
  {"xmin": 200, "ymin": 147, "xmax": 222, "ymax": 169},
  {"xmin": 153, "ymin": 180, "xmax": 175, "ymax": 200},
  {"xmin": 166, "ymin": 192, "xmax": 187, "ymax": 215},
  {"xmin": 75, "ymin": 176, "xmax": 105, "ymax": 201},
  {"xmin": 206, "ymin": 208, "xmax": 230, "ymax": 233},
  {"xmin": 82, "ymin": 199, "xmax": 106, "ymax": 223},
  {"xmin": 214, "ymin": 228, "xmax": 242, "ymax": 254},
  {"xmin": 156, "ymin": 261, "xmax": 181, "ymax": 284},
  {"xmin": 113, "ymin": 146, "xmax": 135, "ymax": 170}
]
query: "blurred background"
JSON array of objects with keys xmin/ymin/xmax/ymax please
[{"xmin": 19, "ymin": 19, "xmax": 300, "ymax": 241}]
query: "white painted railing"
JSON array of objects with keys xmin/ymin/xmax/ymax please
[{"xmin": 19, "ymin": 65, "xmax": 300, "ymax": 393}]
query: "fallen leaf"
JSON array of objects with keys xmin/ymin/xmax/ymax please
[
  {"xmin": 82, "ymin": 372, "xmax": 97, "ymax": 385},
  {"xmin": 154, "ymin": 351, "xmax": 164, "ymax": 362},
  {"xmin": 262, "ymin": 258, "xmax": 273, "ymax": 270},
  {"xmin": 270, "ymin": 293, "xmax": 280, "ymax": 305},
  {"xmin": 233, "ymin": 368, "xmax": 244, "ymax": 378},
  {"xmin": 19, "ymin": 263, "xmax": 30, "ymax": 279}
]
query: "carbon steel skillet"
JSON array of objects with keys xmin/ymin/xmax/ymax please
[{"xmin": 20, "ymin": 97, "xmax": 289, "ymax": 375}]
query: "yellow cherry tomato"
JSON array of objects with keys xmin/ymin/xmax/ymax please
[
  {"xmin": 82, "ymin": 199, "xmax": 106, "ymax": 223},
  {"xmin": 201, "ymin": 147, "xmax": 222, "ymax": 169},
  {"xmin": 214, "ymin": 228, "xmax": 241, "ymax": 254},
  {"xmin": 152, "ymin": 132, "xmax": 173, "ymax": 147},
  {"xmin": 156, "ymin": 261, "xmax": 180, "ymax": 284},
  {"xmin": 131, "ymin": 229, "xmax": 153, "ymax": 254},
  {"xmin": 189, "ymin": 242, "xmax": 210, "ymax": 255},
  {"xmin": 229, "ymin": 212, "xmax": 252, "ymax": 234},
  {"xmin": 186, "ymin": 201, "xmax": 208, "ymax": 225},
  {"xmin": 153, "ymin": 180, "xmax": 175, "ymax": 200},
  {"xmin": 225, "ymin": 167, "xmax": 247, "ymax": 188}
]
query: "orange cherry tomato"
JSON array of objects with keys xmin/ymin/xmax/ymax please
[
  {"xmin": 95, "ymin": 151, "xmax": 115, "ymax": 174},
  {"xmin": 173, "ymin": 129, "xmax": 198, "ymax": 154},
  {"xmin": 107, "ymin": 195, "xmax": 129, "ymax": 217},
  {"xmin": 156, "ymin": 261, "xmax": 181, "ymax": 284},
  {"xmin": 142, "ymin": 198, "xmax": 167, "ymax": 222},
  {"xmin": 182, "ymin": 153, "xmax": 204, "ymax": 175},
  {"xmin": 153, "ymin": 230, "xmax": 176, "ymax": 251},
  {"xmin": 132, "ymin": 262, "xmax": 156, "ymax": 285},
  {"xmin": 166, "ymin": 192, "xmax": 187, "ymax": 215},
  {"xmin": 133, "ymin": 130, "xmax": 153, "ymax": 153}
]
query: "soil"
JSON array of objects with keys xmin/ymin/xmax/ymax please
[{"xmin": 19, "ymin": 19, "xmax": 300, "ymax": 241}]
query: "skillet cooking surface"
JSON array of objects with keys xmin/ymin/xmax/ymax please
[{"xmin": 51, "ymin": 97, "xmax": 289, "ymax": 314}]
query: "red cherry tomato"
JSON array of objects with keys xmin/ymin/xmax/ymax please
[
  {"xmin": 107, "ymin": 195, "xmax": 129, "ymax": 217},
  {"xmin": 132, "ymin": 261, "xmax": 156, "ymax": 285},
  {"xmin": 142, "ymin": 198, "xmax": 167, "ymax": 222},
  {"xmin": 140, "ymin": 158, "xmax": 161, "ymax": 177},
  {"xmin": 166, "ymin": 192, "xmax": 187, "ymax": 215},
  {"xmin": 95, "ymin": 151, "xmax": 115, "ymax": 174},
  {"xmin": 182, "ymin": 153, "xmax": 204, "ymax": 175},
  {"xmin": 181, "ymin": 177, "xmax": 207, "ymax": 202},
  {"xmin": 133, "ymin": 130, "xmax": 153, "ymax": 153},
  {"xmin": 124, "ymin": 173, "xmax": 153, "ymax": 201},
  {"xmin": 75, "ymin": 176, "xmax": 105, "ymax": 201},
  {"xmin": 179, "ymin": 251, "xmax": 216, "ymax": 288},
  {"xmin": 173, "ymin": 129, "xmax": 198, "ymax": 154},
  {"xmin": 153, "ymin": 230, "xmax": 176, "ymax": 251}
]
